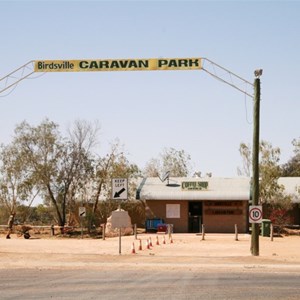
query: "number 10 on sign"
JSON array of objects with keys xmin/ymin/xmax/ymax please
[{"xmin": 249, "ymin": 205, "xmax": 263, "ymax": 224}]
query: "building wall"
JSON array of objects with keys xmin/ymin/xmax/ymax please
[
  {"xmin": 203, "ymin": 200, "xmax": 248, "ymax": 233},
  {"xmin": 146, "ymin": 199, "xmax": 248, "ymax": 233},
  {"xmin": 146, "ymin": 200, "xmax": 188, "ymax": 233}
]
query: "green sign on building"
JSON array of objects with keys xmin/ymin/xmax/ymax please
[{"xmin": 181, "ymin": 181, "xmax": 208, "ymax": 191}]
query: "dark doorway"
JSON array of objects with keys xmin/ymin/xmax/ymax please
[{"xmin": 188, "ymin": 202, "xmax": 202, "ymax": 233}]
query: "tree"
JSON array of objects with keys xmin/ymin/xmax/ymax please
[
  {"xmin": 238, "ymin": 141, "xmax": 287, "ymax": 205},
  {"xmin": 13, "ymin": 119, "xmax": 95, "ymax": 230},
  {"xmin": 143, "ymin": 158, "xmax": 161, "ymax": 177},
  {"xmin": 22, "ymin": 204, "xmax": 54, "ymax": 225},
  {"xmin": 144, "ymin": 147, "xmax": 192, "ymax": 177},
  {"xmin": 161, "ymin": 148, "xmax": 191, "ymax": 177},
  {"xmin": 269, "ymin": 207, "xmax": 293, "ymax": 234},
  {"xmin": 292, "ymin": 137, "xmax": 300, "ymax": 154},
  {"xmin": 0, "ymin": 141, "xmax": 39, "ymax": 232},
  {"xmin": 259, "ymin": 141, "xmax": 283, "ymax": 203},
  {"xmin": 237, "ymin": 143, "xmax": 251, "ymax": 176},
  {"xmin": 90, "ymin": 141, "xmax": 141, "ymax": 223},
  {"xmin": 281, "ymin": 138, "xmax": 300, "ymax": 177},
  {"xmin": 91, "ymin": 142, "xmax": 124, "ymax": 214},
  {"xmin": 64, "ymin": 119, "xmax": 99, "ymax": 223}
]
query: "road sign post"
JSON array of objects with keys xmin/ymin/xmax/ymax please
[
  {"xmin": 79, "ymin": 207, "xmax": 86, "ymax": 239},
  {"xmin": 249, "ymin": 205, "xmax": 262, "ymax": 254},
  {"xmin": 111, "ymin": 209, "xmax": 131, "ymax": 255},
  {"xmin": 111, "ymin": 179, "xmax": 129, "ymax": 254}
]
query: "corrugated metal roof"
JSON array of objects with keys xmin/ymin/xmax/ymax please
[{"xmin": 137, "ymin": 177, "xmax": 251, "ymax": 201}]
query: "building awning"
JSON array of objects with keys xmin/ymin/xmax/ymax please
[{"xmin": 137, "ymin": 177, "xmax": 251, "ymax": 201}]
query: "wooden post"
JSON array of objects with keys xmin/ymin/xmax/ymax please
[
  {"xmin": 270, "ymin": 223, "xmax": 274, "ymax": 242},
  {"xmin": 50, "ymin": 225, "xmax": 55, "ymax": 236},
  {"xmin": 102, "ymin": 223, "xmax": 106, "ymax": 240},
  {"xmin": 119, "ymin": 227, "xmax": 122, "ymax": 255},
  {"xmin": 201, "ymin": 224, "xmax": 205, "ymax": 240},
  {"xmin": 134, "ymin": 223, "xmax": 137, "ymax": 240},
  {"xmin": 251, "ymin": 77, "xmax": 261, "ymax": 256},
  {"xmin": 168, "ymin": 224, "xmax": 171, "ymax": 239},
  {"xmin": 199, "ymin": 217, "xmax": 202, "ymax": 234},
  {"xmin": 235, "ymin": 224, "xmax": 238, "ymax": 241}
]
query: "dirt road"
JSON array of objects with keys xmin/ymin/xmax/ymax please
[
  {"xmin": 1, "ymin": 233, "xmax": 300, "ymax": 299},
  {"xmin": 1, "ymin": 233, "xmax": 300, "ymax": 271}
]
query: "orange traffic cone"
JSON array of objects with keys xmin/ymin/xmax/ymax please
[
  {"xmin": 149, "ymin": 237, "xmax": 153, "ymax": 247},
  {"xmin": 131, "ymin": 242, "xmax": 136, "ymax": 254},
  {"xmin": 170, "ymin": 235, "xmax": 173, "ymax": 244},
  {"xmin": 146, "ymin": 239, "xmax": 150, "ymax": 249},
  {"xmin": 163, "ymin": 236, "xmax": 166, "ymax": 244},
  {"xmin": 156, "ymin": 235, "xmax": 159, "ymax": 245},
  {"xmin": 138, "ymin": 239, "xmax": 142, "ymax": 251}
]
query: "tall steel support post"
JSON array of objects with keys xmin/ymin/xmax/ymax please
[{"xmin": 251, "ymin": 78, "xmax": 261, "ymax": 256}]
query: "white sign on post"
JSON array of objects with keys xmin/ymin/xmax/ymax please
[
  {"xmin": 110, "ymin": 208, "xmax": 131, "ymax": 255},
  {"xmin": 112, "ymin": 178, "xmax": 128, "ymax": 200},
  {"xmin": 78, "ymin": 207, "xmax": 86, "ymax": 218},
  {"xmin": 111, "ymin": 210, "xmax": 131, "ymax": 229},
  {"xmin": 249, "ymin": 205, "xmax": 263, "ymax": 223}
]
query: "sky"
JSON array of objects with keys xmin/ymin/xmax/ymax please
[{"xmin": 0, "ymin": 0, "xmax": 299, "ymax": 178}]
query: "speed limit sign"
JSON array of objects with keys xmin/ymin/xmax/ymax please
[{"xmin": 249, "ymin": 205, "xmax": 263, "ymax": 223}]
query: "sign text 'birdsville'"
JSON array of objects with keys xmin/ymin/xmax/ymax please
[{"xmin": 34, "ymin": 58, "xmax": 202, "ymax": 72}]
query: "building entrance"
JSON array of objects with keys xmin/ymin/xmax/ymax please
[{"xmin": 188, "ymin": 201, "xmax": 202, "ymax": 233}]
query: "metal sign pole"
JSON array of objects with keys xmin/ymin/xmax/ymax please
[
  {"xmin": 111, "ymin": 177, "xmax": 128, "ymax": 255},
  {"xmin": 118, "ymin": 203, "xmax": 121, "ymax": 255},
  {"xmin": 78, "ymin": 206, "xmax": 86, "ymax": 239},
  {"xmin": 119, "ymin": 227, "xmax": 122, "ymax": 255},
  {"xmin": 81, "ymin": 216, "xmax": 83, "ymax": 239}
]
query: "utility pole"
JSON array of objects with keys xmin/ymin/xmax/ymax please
[{"xmin": 251, "ymin": 72, "xmax": 262, "ymax": 256}]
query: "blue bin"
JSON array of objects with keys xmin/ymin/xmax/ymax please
[{"xmin": 145, "ymin": 218, "xmax": 164, "ymax": 232}]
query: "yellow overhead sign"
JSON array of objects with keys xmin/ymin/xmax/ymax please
[{"xmin": 34, "ymin": 58, "xmax": 202, "ymax": 72}]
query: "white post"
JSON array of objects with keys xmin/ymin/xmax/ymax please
[
  {"xmin": 270, "ymin": 223, "xmax": 274, "ymax": 242},
  {"xmin": 80, "ymin": 216, "xmax": 83, "ymax": 239},
  {"xmin": 235, "ymin": 224, "xmax": 238, "ymax": 241},
  {"xmin": 119, "ymin": 227, "xmax": 122, "ymax": 255},
  {"xmin": 134, "ymin": 223, "xmax": 137, "ymax": 240}
]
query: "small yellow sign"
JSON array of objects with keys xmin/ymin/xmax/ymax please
[{"xmin": 34, "ymin": 58, "xmax": 202, "ymax": 72}]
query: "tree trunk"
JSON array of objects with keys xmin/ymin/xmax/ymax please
[
  {"xmin": 93, "ymin": 179, "xmax": 104, "ymax": 213},
  {"xmin": 47, "ymin": 185, "xmax": 64, "ymax": 233}
]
